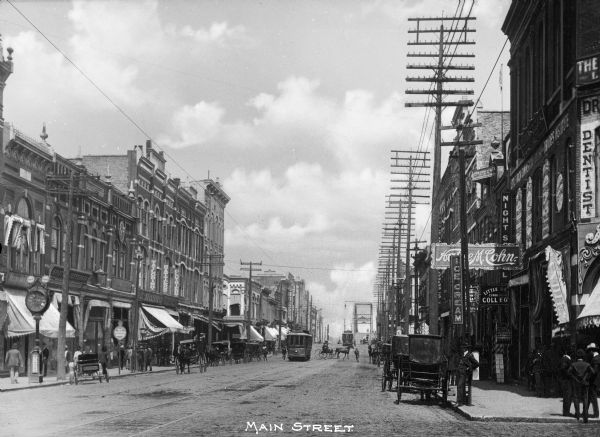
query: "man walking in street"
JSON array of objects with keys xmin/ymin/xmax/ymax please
[
  {"xmin": 587, "ymin": 343, "xmax": 600, "ymax": 418},
  {"xmin": 569, "ymin": 349, "xmax": 596, "ymax": 423},
  {"xmin": 144, "ymin": 346, "xmax": 153, "ymax": 372},
  {"xmin": 4, "ymin": 343, "xmax": 23, "ymax": 384},
  {"xmin": 456, "ymin": 341, "xmax": 479, "ymax": 406}
]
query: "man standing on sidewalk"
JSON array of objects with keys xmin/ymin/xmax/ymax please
[
  {"xmin": 587, "ymin": 343, "xmax": 600, "ymax": 418},
  {"xmin": 569, "ymin": 349, "xmax": 595, "ymax": 423},
  {"xmin": 559, "ymin": 348, "xmax": 574, "ymax": 417},
  {"xmin": 456, "ymin": 342, "xmax": 479, "ymax": 406}
]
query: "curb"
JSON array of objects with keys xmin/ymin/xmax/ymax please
[
  {"xmin": 0, "ymin": 367, "xmax": 175, "ymax": 393},
  {"xmin": 449, "ymin": 402, "xmax": 597, "ymax": 423}
]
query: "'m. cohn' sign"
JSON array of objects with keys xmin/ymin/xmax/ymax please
[{"xmin": 431, "ymin": 243, "xmax": 521, "ymax": 270}]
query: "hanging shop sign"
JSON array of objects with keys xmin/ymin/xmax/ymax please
[
  {"xmin": 481, "ymin": 286, "xmax": 509, "ymax": 306},
  {"xmin": 469, "ymin": 285, "xmax": 480, "ymax": 312},
  {"xmin": 471, "ymin": 166, "xmax": 495, "ymax": 182},
  {"xmin": 431, "ymin": 243, "xmax": 521, "ymax": 270},
  {"xmin": 500, "ymin": 192, "xmax": 513, "ymax": 244},
  {"xmin": 450, "ymin": 255, "xmax": 463, "ymax": 325},
  {"xmin": 577, "ymin": 54, "xmax": 600, "ymax": 86},
  {"xmin": 581, "ymin": 95, "xmax": 600, "ymax": 219}
]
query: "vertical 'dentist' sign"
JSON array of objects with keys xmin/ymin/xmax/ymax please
[
  {"xmin": 450, "ymin": 255, "xmax": 463, "ymax": 325},
  {"xmin": 581, "ymin": 95, "xmax": 599, "ymax": 219}
]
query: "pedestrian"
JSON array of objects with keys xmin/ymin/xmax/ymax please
[
  {"xmin": 587, "ymin": 342, "xmax": 600, "ymax": 418},
  {"xmin": 532, "ymin": 347, "xmax": 546, "ymax": 397},
  {"xmin": 73, "ymin": 345, "xmax": 82, "ymax": 364},
  {"xmin": 99, "ymin": 345, "xmax": 110, "ymax": 383},
  {"xmin": 456, "ymin": 341, "xmax": 479, "ymax": 406},
  {"xmin": 137, "ymin": 346, "xmax": 145, "ymax": 372},
  {"xmin": 144, "ymin": 346, "xmax": 153, "ymax": 372},
  {"xmin": 524, "ymin": 349, "xmax": 536, "ymax": 391},
  {"xmin": 64, "ymin": 345, "xmax": 72, "ymax": 375},
  {"xmin": 559, "ymin": 348, "xmax": 574, "ymax": 417},
  {"xmin": 4, "ymin": 343, "xmax": 23, "ymax": 384},
  {"xmin": 119, "ymin": 343, "xmax": 125, "ymax": 370},
  {"xmin": 569, "ymin": 349, "xmax": 596, "ymax": 423},
  {"xmin": 41, "ymin": 343, "xmax": 50, "ymax": 377},
  {"xmin": 126, "ymin": 344, "xmax": 133, "ymax": 370}
]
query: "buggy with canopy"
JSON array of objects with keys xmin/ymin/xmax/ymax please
[
  {"xmin": 396, "ymin": 334, "xmax": 448, "ymax": 403},
  {"xmin": 381, "ymin": 335, "xmax": 408, "ymax": 391}
]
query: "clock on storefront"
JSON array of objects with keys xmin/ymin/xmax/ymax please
[{"xmin": 25, "ymin": 276, "xmax": 50, "ymax": 315}]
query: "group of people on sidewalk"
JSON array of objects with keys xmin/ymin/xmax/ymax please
[{"xmin": 558, "ymin": 343, "xmax": 600, "ymax": 423}]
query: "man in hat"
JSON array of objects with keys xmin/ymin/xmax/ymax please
[
  {"xmin": 559, "ymin": 348, "xmax": 574, "ymax": 416},
  {"xmin": 587, "ymin": 343, "xmax": 600, "ymax": 418},
  {"xmin": 569, "ymin": 349, "xmax": 595, "ymax": 423},
  {"xmin": 456, "ymin": 341, "xmax": 479, "ymax": 406}
]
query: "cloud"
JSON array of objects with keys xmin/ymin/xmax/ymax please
[
  {"xmin": 158, "ymin": 101, "xmax": 226, "ymax": 148},
  {"xmin": 178, "ymin": 22, "xmax": 247, "ymax": 45}
]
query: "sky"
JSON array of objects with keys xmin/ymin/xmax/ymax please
[{"xmin": 0, "ymin": 0, "xmax": 511, "ymax": 339}]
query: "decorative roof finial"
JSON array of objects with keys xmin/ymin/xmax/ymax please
[{"xmin": 40, "ymin": 123, "xmax": 48, "ymax": 142}]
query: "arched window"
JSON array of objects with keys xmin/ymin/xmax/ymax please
[
  {"xmin": 50, "ymin": 217, "xmax": 62, "ymax": 264},
  {"xmin": 10, "ymin": 198, "xmax": 32, "ymax": 273},
  {"xmin": 120, "ymin": 243, "xmax": 126, "ymax": 279}
]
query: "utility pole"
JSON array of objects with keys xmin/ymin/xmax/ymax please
[
  {"xmin": 388, "ymin": 151, "xmax": 430, "ymax": 334},
  {"xmin": 48, "ymin": 171, "xmax": 75, "ymax": 381},
  {"xmin": 240, "ymin": 260, "xmax": 261, "ymax": 341},
  {"xmin": 405, "ymin": 15, "xmax": 476, "ymax": 334},
  {"xmin": 205, "ymin": 253, "xmax": 224, "ymax": 349}
]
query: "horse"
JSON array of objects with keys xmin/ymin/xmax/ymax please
[
  {"xmin": 336, "ymin": 346, "xmax": 350, "ymax": 360},
  {"xmin": 354, "ymin": 347, "xmax": 360, "ymax": 362}
]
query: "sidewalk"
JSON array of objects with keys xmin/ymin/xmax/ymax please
[
  {"xmin": 448, "ymin": 379, "xmax": 600, "ymax": 423},
  {"xmin": 0, "ymin": 365, "xmax": 176, "ymax": 392}
]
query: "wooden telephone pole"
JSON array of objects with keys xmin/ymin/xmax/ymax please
[
  {"xmin": 388, "ymin": 151, "xmax": 430, "ymax": 334},
  {"xmin": 240, "ymin": 260, "xmax": 261, "ymax": 341},
  {"xmin": 404, "ymin": 14, "xmax": 476, "ymax": 334}
]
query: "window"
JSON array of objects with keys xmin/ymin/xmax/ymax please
[
  {"xmin": 50, "ymin": 217, "xmax": 61, "ymax": 264},
  {"xmin": 113, "ymin": 242, "xmax": 119, "ymax": 277}
]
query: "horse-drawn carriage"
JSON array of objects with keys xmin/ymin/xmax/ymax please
[
  {"xmin": 73, "ymin": 353, "xmax": 103, "ymax": 385},
  {"xmin": 176, "ymin": 338, "xmax": 207, "ymax": 374},
  {"xmin": 208, "ymin": 340, "xmax": 230, "ymax": 366},
  {"xmin": 246, "ymin": 341, "xmax": 264, "ymax": 362},
  {"xmin": 381, "ymin": 335, "xmax": 408, "ymax": 391},
  {"xmin": 231, "ymin": 339, "xmax": 247, "ymax": 363},
  {"xmin": 396, "ymin": 334, "xmax": 448, "ymax": 403},
  {"xmin": 369, "ymin": 339, "xmax": 383, "ymax": 366}
]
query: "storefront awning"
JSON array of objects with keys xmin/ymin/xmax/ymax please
[
  {"xmin": 192, "ymin": 314, "xmax": 221, "ymax": 331},
  {"xmin": 5, "ymin": 289, "xmax": 75, "ymax": 338},
  {"xmin": 264, "ymin": 327, "xmax": 279, "ymax": 341},
  {"xmin": 577, "ymin": 279, "xmax": 600, "ymax": 329},
  {"xmin": 141, "ymin": 305, "xmax": 184, "ymax": 332},
  {"xmin": 508, "ymin": 273, "xmax": 529, "ymax": 287},
  {"xmin": 248, "ymin": 325, "xmax": 264, "ymax": 342}
]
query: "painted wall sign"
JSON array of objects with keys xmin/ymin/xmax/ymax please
[
  {"xmin": 450, "ymin": 255, "xmax": 463, "ymax": 325},
  {"xmin": 577, "ymin": 55, "xmax": 600, "ymax": 86},
  {"xmin": 481, "ymin": 286, "xmax": 509, "ymax": 305},
  {"xmin": 581, "ymin": 95, "xmax": 600, "ymax": 219},
  {"xmin": 500, "ymin": 192, "xmax": 513, "ymax": 244},
  {"xmin": 431, "ymin": 243, "xmax": 521, "ymax": 270}
]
